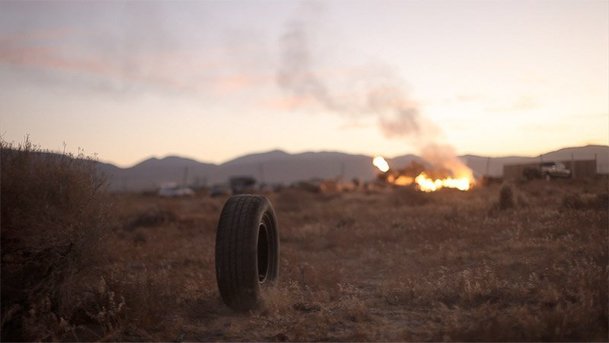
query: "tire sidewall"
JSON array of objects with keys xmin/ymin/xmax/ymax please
[{"xmin": 256, "ymin": 198, "xmax": 279, "ymax": 286}]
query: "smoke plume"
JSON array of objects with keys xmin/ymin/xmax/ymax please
[
  {"xmin": 277, "ymin": 20, "xmax": 337, "ymax": 111},
  {"xmin": 277, "ymin": 8, "xmax": 471, "ymax": 177},
  {"xmin": 277, "ymin": 17, "xmax": 426, "ymax": 139}
]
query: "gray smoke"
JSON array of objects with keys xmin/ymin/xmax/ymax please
[
  {"xmin": 277, "ymin": 15, "xmax": 428, "ymax": 141},
  {"xmin": 277, "ymin": 20, "xmax": 338, "ymax": 111},
  {"xmin": 277, "ymin": 10, "xmax": 471, "ymax": 176}
]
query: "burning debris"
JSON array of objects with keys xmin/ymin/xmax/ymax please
[
  {"xmin": 372, "ymin": 156, "xmax": 390, "ymax": 173},
  {"xmin": 373, "ymin": 156, "xmax": 475, "ymax": 192}
]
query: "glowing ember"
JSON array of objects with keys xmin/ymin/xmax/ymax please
[
  {"xmin": 372, "ymin": 156, "xmax": 390, "ymax": 173},
  {"xmin": 394, "ymin": 175, "xmax": 414, "ymax": 186}
]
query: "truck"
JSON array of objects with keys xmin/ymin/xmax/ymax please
[{"xmin": 523, "ymin": 162, "xmax": 571, "ymax": 180}]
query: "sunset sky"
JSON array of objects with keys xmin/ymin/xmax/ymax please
[{"xmin": 1, "ymin": 0, "xmax": 607, "ymax": 167}]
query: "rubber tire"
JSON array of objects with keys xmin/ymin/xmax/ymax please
[{"xmin": 215, "ymin": 195, "xmax": 279, "ymax": 311}]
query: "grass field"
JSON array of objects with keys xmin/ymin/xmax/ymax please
[
  {"xmin": 96, "ymin": 179, "xmax": 607, "ymax": 341},
  {"xmin": 2, "ymin": 143, "xmax": 607, "ymax": 341}
]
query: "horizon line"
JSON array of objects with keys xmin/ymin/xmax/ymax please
[{"xmin": 98, "ymin": 143, "xmax": 608, "ymax": 169}]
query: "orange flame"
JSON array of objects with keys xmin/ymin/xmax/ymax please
[
  {"xmin": 414, "ymin": 172, "xmax": 472, "ymax": 192},
  {"xmin": 372, "ymin": 156, "xmax": 475, "ymax": 191}
]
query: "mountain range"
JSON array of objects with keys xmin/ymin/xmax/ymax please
[{"xmin": 97, "ymin": 145, "xmax": 609, "ymax": 191}]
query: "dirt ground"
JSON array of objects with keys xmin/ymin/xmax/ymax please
[{"xmin": 102, "ymin": 179, "xmax": 607, "ymax": 341}]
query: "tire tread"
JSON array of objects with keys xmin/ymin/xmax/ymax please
[{"xmin": 215, "ymin": 195, "xmax": 277, "ymax": 311}]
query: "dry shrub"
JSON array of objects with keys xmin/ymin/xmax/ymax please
[
  {"xmin": 1, "ymin": 138, "xmax": 114, "ymax": 341},
  {"xmin": 562, "ymin": 193, "xmax": 585, "ymax": 209},
  {"xmin": 562, "ymin": 192, "xmax": 609, "ymax": 210},
  {"xmin": 260, "ymin": 281, "xmax": 301, "ymax": 314},
  {"xmin": 498, "ymin": 184, "xmax": 515, "ymax": 209},
  {"xmin": 274, "ymin": 188, "xmax": 316, "ymax": 212},
  {"xmin": 124, "ymin": 207, "xmax": 177, "ymax": 230},
  {"xmin": 381, "ymin": 265, "xmax": 510, "ymax": 308},
  {"xmin": 597, "ymin": 192, "xmax": 609, "ymax": 209},
  {"xmin": 388, "ymin": 186, "xmax": 432, "ymax": 207},
  {"xmin": 436, "ymin": 260, "xmax": 608, "ymax": 341},
  {"xmin": 109, "ymin": 269, "xmax": 175, "ymax": 331},
  {"xmin": 335, "ymin": 284, "xmax": 370, "ymax": 323}
]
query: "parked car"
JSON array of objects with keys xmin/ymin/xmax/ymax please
[
  {"xmin": 540, "ymin": 162, "xmax": 571, "ymax": 180},
  {"xmin": 209, "ymin": 183, "xmax": 232, "ymax": 197},
  {"xmin": 158, "ymin": 183, "xmax": 195, "ymax": 197}
]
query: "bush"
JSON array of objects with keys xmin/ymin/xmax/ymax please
[
  {"xmin": 562, "ymin": 192, "xmax": 609, "ymax": 210},
  {"xmin": 389, "ymin": 186, "xmax": 432, "ymax": 207},
  {"xmin": 498, "ymin": 185, "xmax": 515, "ymax": 210},
  {"xmin": 1, "ymin": 138, "xmax": 113, "ymax": 341},
  {"xmin": 124, "ymin": 207, "xmax": 177, "ymax": 230},
  {"xmin": 522, "ymin": 167, "xmax": 541, "ymax": 180}
]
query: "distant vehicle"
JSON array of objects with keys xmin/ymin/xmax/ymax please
[
  {"xmin": 540, "ymin": 162, "xmax": 571, "ymax": 180},
  {"xmin": 209, "ymin": 183, "xmax": 231, "ymax": 197},
  {"xmin": 158, "ymin": 183, "xmax": 195, "ymax": 197},
  {"xmin": 229, "ymin": 176, "xmax": 257, "ymax": 194}
]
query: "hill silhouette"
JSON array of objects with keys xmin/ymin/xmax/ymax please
[{"xmin": 97, "ymin": 145, "xmax": 609, "ymax": 191}]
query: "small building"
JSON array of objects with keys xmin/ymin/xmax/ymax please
[{"xmin": 503, "ymin": 159, "xmax": 597, "ymax": 179}]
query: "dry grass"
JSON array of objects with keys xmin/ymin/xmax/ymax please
[
  {"xmin": 100, "ymin": 179, "xmax": 607, "ymax": 341},
  {"xmin": 2, "ymin": 144, "xmax": 608, "ymax": 341}
]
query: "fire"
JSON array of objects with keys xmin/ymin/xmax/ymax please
[
  {"xmin": 372, "ymin": 156, "xmax": 475, "ymax": 191},
  {"xmin": 372, "ymin": 156, "xmax": 390, "ymax": 173},
  {"xmin": 387, "ymin": 174, "xmax": 414, "ymax": 186},
  {"xmin": 414, "ymin": 172, "xmax": 472, "ymax": 192}
]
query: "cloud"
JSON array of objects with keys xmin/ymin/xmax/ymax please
[
  {"xmin": 0, "ymin": 27, "xmax": 76, "ymax": 45},
  {"xmin": 486, "ymin": 95, "xmax": 540, "ymax": 112},
  {"xmin": 0, "ymin": 3, "xmax": 274, "ymax": 97},
  {"xmin": 0, "ymin": 44, "xmax": 270, "ymax": 96},
  {"xmin": 258, "ymin": 95, "xmax": 318, "ymax": 111},
  {"xmin": 0, "ymin": 46, "xmax": 180, "ymax": 91},
  {"xmin": 214, "ymin": 74, "xmax": 271, "ymax": 94},
  {"xmin": 455, "ymin": 93, "xmax": 484, "ymax": 102},
  {"xmin": 337, "ymin": 120, "xmax": 372, "ymax": 130}
]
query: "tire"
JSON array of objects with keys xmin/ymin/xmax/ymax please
[{"xmin": 215, "ymin": 195, "xmax": 279, "ymax": 311}]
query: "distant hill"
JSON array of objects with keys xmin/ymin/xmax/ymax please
[
  {"xmin": 97, "ymin": 156, "xmax": 217, "ymax": 191},
  {"xmin": 98, "ymin": 151, "xmax": 378, "ymax": 191},
  {"xmin": 97, "ymin": 145, "xmax": 609, "ymax": 191},
  {"xmin": 222, "ymin": 149, "xmax": 291, "ymax": 166}
]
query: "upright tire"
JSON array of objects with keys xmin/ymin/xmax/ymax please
[{"xmin": 215, "ymin": 195, "xmax": 279, "ymax": 311}]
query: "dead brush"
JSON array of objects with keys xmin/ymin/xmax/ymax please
[
  {"xmin": 124, "ymin": 207, "xmax": 177, "ymax": 230},
  {"xmin": 498, "ymin": 184, "xmax": 515, "ymax": 209},
  {"xmin": 435, "ymin": 260, "xmax": 609, "ymax": 341},
  {"xmin": 562, "ymin": 192, "xmax": 609, "ymax": 210},
  {"xmin": 260, "ymin": 280, "xmax": 304, "ymax": 315},
  {"xmin": 30, "ymin": 275, "xmax": 128, "ymax": 341},
  {"xmin": 388, "ymin": 186, "xmax": 432, "ymax": 207},
  {"xmin": 487, "ymin": 183, "xmax": 526, "ymax": 213},
  {"xmin": 274, "ymin": 188, "xmax": 317, "ymax": 212},
  {"xmin": 0, "ymin": 138, "xmax": 115, "ymax": 341},
  {"xmin": 109, "ymin": 267, "xmax": 178, "ymax": 333},
  {"xmin": 335, "ymin": 283, "xmax": 370, "ymax": 323}
]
